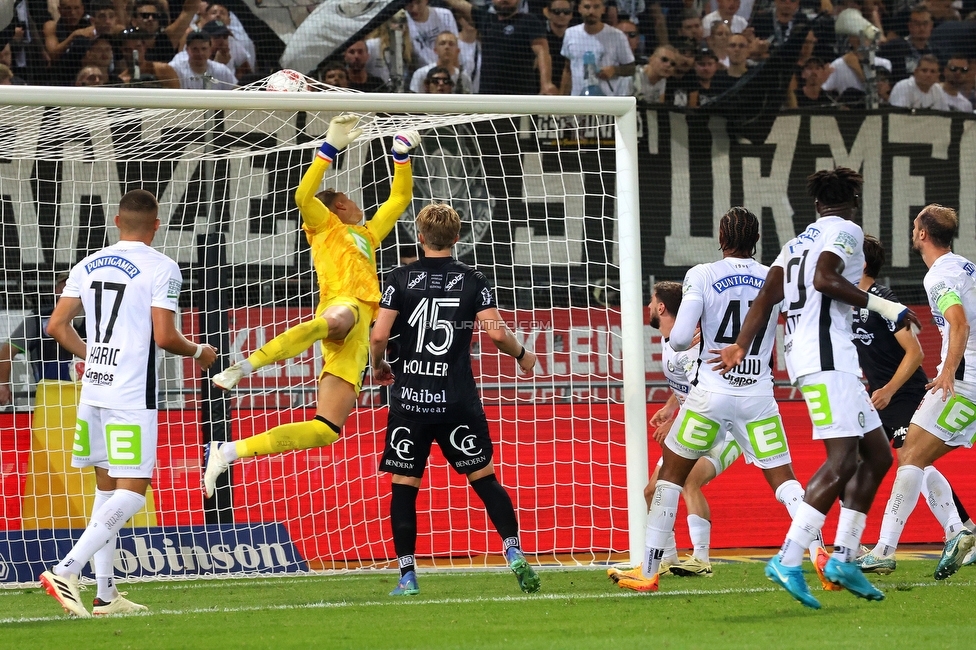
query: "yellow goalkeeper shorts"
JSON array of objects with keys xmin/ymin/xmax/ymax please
[{"xmin": 317, "ymin": 296, "xmax": 375, "ymax": 394}]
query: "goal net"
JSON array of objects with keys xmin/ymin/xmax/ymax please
[{"xmin": 0, "ymin": 80, "xmax": 645, "ymax": 584}]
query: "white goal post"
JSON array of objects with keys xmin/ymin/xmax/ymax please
[{"xmin": 0, "ymin": 85, "xmax": 646, "ymax": 582}]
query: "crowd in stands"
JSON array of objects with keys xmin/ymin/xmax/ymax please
[{"xmin": 1, "ymin": 0, "xmax": 973, "ymax": 111}]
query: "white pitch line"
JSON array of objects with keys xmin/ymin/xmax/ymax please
[{"xmin": 3, "ymin": 579, "xmax": 973, "ymax": 625}]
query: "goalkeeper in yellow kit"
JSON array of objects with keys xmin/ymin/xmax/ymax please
[{"xmin": 203, "ymin": 115, "xmax": 421, "ymax": 497}]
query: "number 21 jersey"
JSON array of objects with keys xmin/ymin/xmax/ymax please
[
  {"xmin": 63, "ymin": 241, "xmax": 182, "ymax": 409},
  {"xmin": 772, "ymin": 216, "xmax": 864, "ymax": 381}
]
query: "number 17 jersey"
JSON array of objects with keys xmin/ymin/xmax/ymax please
[
  {"xmin": 63, "ymin": 241, "xmax": 183, "ymax": 410},
  {"xmin": 682, "ymin": 257, "xmax": 776, "ymax": 396}
]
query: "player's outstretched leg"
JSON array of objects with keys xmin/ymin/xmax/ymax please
[{"xmin": 213, "ymin": 315, "xmax": 336, "ymax": 390}]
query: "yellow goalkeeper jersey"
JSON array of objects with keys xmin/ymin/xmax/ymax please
[{"xmin": 296, "ymin": 152, "xmax": 412, "ymax": 311}]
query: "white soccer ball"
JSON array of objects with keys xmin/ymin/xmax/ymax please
[{"xmin": 266, "ymin": 69, "xmax": 309, "ymax": 92}]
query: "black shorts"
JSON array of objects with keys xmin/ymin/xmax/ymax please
[
  {"xmin": 878, "ymin": 393, "xmax": 922, "ymax": 445},
  {"xmin": 379, "ymin": 412, "xmax": 494, "ymax": 478}
]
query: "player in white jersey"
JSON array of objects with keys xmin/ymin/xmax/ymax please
[
  {"xmin": 864, "ymin": 205, "xmax": 976, "ymax": 581},
  {"xmin": 714, "ymin": 168, "xmax": 920, "ymax": 609},
  {"xmin": 618, "ymin": 208, "xmax": 822, "ymax": 593},
  {"xmin": 39, "ymin": 190, "xmax": 217, "ymax": 618},
  {"xmin": 609, "ymin": 281, "xmax": 742, "ymax": 584}
]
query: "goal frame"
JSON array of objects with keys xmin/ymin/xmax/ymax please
[{"xmin": 0, "ymin": 86, "xmax": 648, "ymax": 569}]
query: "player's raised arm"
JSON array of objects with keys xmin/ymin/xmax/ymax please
[
  {"xmin": 816, "ymin": 250, "xmax": 922, "ymax": 332},
  {"xmin": 295, "ymin": 115, "xmax": 364, "ymax": 230},
  {"xmin": 367, "ymin": 131, "xmax": 421, "ymax": 243},
  {"xmin": 711, "ymin": 265, "xmax": 785, "ymax": 374},
  {"xmin": 476, "ymin": 307, "xmax": 537, "ymax": 376}
]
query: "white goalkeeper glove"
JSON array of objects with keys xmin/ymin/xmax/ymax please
[
  {"xmin": 319, "ymin": 115, "xmax": 363, "ymax": 161},
  {"xmin": 391, "ymin": 130, "xmax": 421, "ymax": 163}
]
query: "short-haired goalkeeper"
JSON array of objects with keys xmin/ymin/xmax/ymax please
[{"xmin": 203, "ymin": 116, "xmax": 420, "ymax": 497}]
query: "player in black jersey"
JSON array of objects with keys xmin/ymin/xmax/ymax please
[
  {"xmin": 853, "ymin": 235, "xmax": 975, "ymax": 574},
  {"xmin": 370, "ymin": 203, "xmax": 541, "ymax": 596}
]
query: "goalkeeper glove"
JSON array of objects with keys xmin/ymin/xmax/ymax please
[
  {"xmin": 319, "ymin": 115, "xmax": 363, "ymax": 162},
  {"xmin": 391, "ymin": 130, "xmax": 421, "ymax": 163}
]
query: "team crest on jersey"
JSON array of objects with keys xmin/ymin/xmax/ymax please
[
  {"xmin": 446, "ymin": 272, "xmax": 464, "ymax": 292},
  {"xmin": 407, "ymin": 271, "xmax": 428, "ymax": 290}
]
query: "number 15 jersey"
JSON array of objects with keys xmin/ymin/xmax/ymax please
[
  {"xmin": 772, "ymin": 216, "xmax": 864, "ymax": 382},
  {"xmin": 63, "ymin": 241, "xmax": 183, "ymax": 410},
  {"xmin": 681, "ymin": 257, "xmax": 777, "ymax": 396}
]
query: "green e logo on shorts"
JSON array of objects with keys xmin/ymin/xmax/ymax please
[
  {"xmin": 747, "ymin": 416, "xmax": 788, "ymax": 459},
  {"xmin": 800, "ymin": 384, "xmax": 833, "ymax": 426},
  {"xmin": 676, "ymin": 411, "xmax": 720, "ymax": 450},
  {"xmin": 937, "ymin": 394, "xmax": 976, "ymax": 440},
  {"xmin": 106, "ymin": 424, "xmax": 142, "ymax": 465},
  {"xmin": 73, "ymin": 419, "xmax": 90, "ymax": 456},
  {"xmin": 717, "ymin": 440, "xmax": 741, "ymax": 472}
]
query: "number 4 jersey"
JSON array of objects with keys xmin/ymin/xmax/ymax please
[
  {"xmin": 63, "ymin": 241, "xmax": 182, "ymax": 409},
  {"xmin": 773, "ymin": 216, "xmax": 864, "ymax": 382},
  {"xmin": 380, "ymin": 256, "xmax": 496, "ymax": 422}
]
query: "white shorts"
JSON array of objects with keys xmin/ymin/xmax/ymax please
[
  {"xmin": 910, "ymin": 379, "xmax": 976, "ymax": 448},
  {"xmin": 704, "ymin": 431, "xmax": 742, "ymax": 475},
  {"xmin": 664, "ymin": 387, "xmax": 791, "ymax": 470},
  {"xmin": 797, "ymin": 371, "xmax": 882, "ymax": 440},
  {"xmin": 72, "ymin": 403, "xmax": 158, "ymax": 478}
]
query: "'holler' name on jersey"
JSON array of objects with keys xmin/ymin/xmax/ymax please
[{"xmin": 380, "ymin": 257, "xmax": 496, "ymax": 422}]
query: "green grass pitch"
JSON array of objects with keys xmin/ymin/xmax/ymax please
[{"xmin": 3, "ymin": 559, "xmax": 975, "ymax": 649}]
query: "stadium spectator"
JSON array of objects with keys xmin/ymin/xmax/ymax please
[
  {"xmin": 0, "ymin": 44, "xmax": 30, "ymax": 83},
  {"xmin": 169, "ymin": 30, "xmax": 236, "ymax": 89},
  {"xmin": 404, "ymin": 0, "xmax": 458, "ymax": 66},
  {"xmin": 131, "ymin": 0, "xmax": 197, "ymax": 64},
  {"xmin": 74, "ymin": 63, "xmax": 107, "ymax": 85},
  {"xmin": 703, "ymin": 0, "xmax": 748, "ymax": 37},
  {"xmin": 445, "ymin": 0, "xmax": 559, "ymax": 95},
  {"xmin": 821, "ymin": 37, "xmax": 893, "ymax": 96},
  {"xmin": 117, "ymin": 26, "xmax": 179, "ymax": 87},
  {"xmin": 878, "ymin": 5, "xmax": 934, "ymax": 83},
  {"xmin": 926, "ymin": 0, "xmax": 961, "ymax": 27},
  {"xmin": 850, "ymin": 234, "xmax": 975, "ymax": 578},
  {"xmin": 170, "ymin": 20, "xmax": 251, "ymax": 78},
  {"xmin": 79, "ymin": 34, "xmax": 120, "ymax": 84},
  {"xmin": 544, "ymin": 0, "xmax": 574, "ymax": 85},
  {"xmin": 364, "ymin": 15, "xmax": 421, "ymax": 91},
  {"xmin": 675, "ymin": 8, "xmax": 705, "ymax": 47},
  {"xmin": 940, "ymin": 55, "xmax": 973, "ymax": 111},
  {"xmin": 616, "ymin": 208, "xmax": 825, "ymax": 594},
  {"xmin": 0, "ymin": 62, "xmax": 11, "ymax": 84},
  {"xmin": 667, "ymin": 38, "xmax": 699, "ymax": 103},
  {"xmin": 560, "ymin": 0, "xmax": 635, "ymax": 95},
  {"xmin": 617, "ymin": 19, "xmax": 645, "ymax": 65},
  {"xmin": 708, "ymin": 31, "xmax": 749, "ymax": 92},
  {"xmin": 456, "ymin": 15, "xmax": 481, "ymax": 92},
  {"xmin": 875, "ymin": 66, "xmax": 893, "ymax": 104},
  {"xmin": 40, "ymin": 189, "xmax": 216, "ymax": 619},
  {"xmin": 344, "ymin": 39, "xmax": 385, "ymax": 92},
  {"xmin": 715, "ymin": 168, "xmax": 916, "ymax": 608},
  {"xmin": 632, "ymin": 44, "xmax": 675, "ymax": 101},
  {"xmin": 0, "ymin": 274, "xmax": 83, "ymax": 407},
  {"xmin": 410, "ymin": 32, "xmax": 472, "ymax": 93},
  {"xmin": 421, "ymin": 65, "xmax": 455, "ymax": 94},
  {"xmin": 751, "ymin": 0, "xmax": 810, "ymax": 49},
  {"xmin": 203, "ymin": 119, "xmax": 421, "ymax": 505},
  {"xmin": 318, "ymin": 61, "xmax": 349, "ymax": 88},
  {"xmin": 889, "ymin": 53, "xmax": 950, "ymax": 109},
  {"xmin": 689, "ymin": 47, "xmax": 723, "ymax": 105},
  {"xmin": 370, "ymin": 202, "xmax": 541, "ymax": 597},
  {"xmin": 788, "ymin": 56, "xmax": 835, "ymax": 106},
  {"xmin": 88, "ymin": 0, "xmax": 121, "ymax": 36},
  {"xmin": 200, "ymin": 2, "xmax": 256, "ymax": 68},
  {"xmin": 43, "ymin": 0, "xmax": 94, "ymax": 85},
  {"xmin": 0, "ymin": 0, "xmax": 44, "ymax": 83},
  {"xmin": 706, "ymin": 19, "xmax": 732, "ymax": 66},
  {"xmin": 857, "ymin": 207, "xmax": 976, "ymax": 583}
]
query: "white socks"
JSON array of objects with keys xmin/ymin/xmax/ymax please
[
  {"xmin": 779, "ymin": 502, "xmax": 826, "ymax": 567},
  {"xmin": 832, "ymin": 507, "xmax": 867, "ymax": 563},
  {"xmin": 874, "ymin": 464, "xmax": 924, "ymax": 557},
  {"xmin": 688, "ymin": 514, "xmax": 711, "ymax": 563},
  {"xmin": 923, "ymin": 466, "xmax": 965, "ymax": 540},
  {"xmin": 55, "ymin": 489, "xmax": 147, "ymax": 578},
  {"xmin": 775, "ymin": 479, "xmax": 822, "ymax": 557},
  {"xmin": 643, "ymin": 481, "xmax": 681, "ymax": 577},
  {"xmin": 221, "ymin": 442, "xmax": 240, "ymax": 463},
  {"xmin": 664, "ymin": 530, "xmax": 679, "ymax": 564},
  {"xmin": 91, "ymin": 489, "xmax": 119, "ymax": 602}
]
